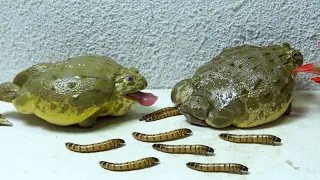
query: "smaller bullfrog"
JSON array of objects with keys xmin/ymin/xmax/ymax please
[
  {"xmin": 141, "ymin": 42, "xmax": 303, "ymax": 128},
  {"xmin": 0, "ymin": 55, "xmax": 157, "ymax": 127}
]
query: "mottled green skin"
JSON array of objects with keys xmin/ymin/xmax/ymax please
[
  {"xmin": 0, "ymin": 56, "xmax": 147, "ymax": 127},
  {"xmin": 171, "ymin": 42, "xmax": 303, "ymax": 128}
]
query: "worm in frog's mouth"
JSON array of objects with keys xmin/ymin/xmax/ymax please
[{"xmin": 124, "ymin": 91, "xmax": 158, "ymax": 106}]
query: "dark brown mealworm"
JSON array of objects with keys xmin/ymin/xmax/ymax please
[{"xmin": 139, "ymin": 107, "xmax": 181, "ymax": 122}]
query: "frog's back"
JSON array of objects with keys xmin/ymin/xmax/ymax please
[
  {"xmin": 195, "ymin": 44, "xmax": 294, "ymax": 91},
  {"xmin": 13, "ymin": 56, "xmax": 121, "ymax": 86},
  {"xmin": 52, "ymin": 55, "xmax": 122, "ymax": 79}
]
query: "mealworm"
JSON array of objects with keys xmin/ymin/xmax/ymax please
[
  {"xmin": 139, "ymin": 107, "xmax": 181, "ymax": 122},
  {"xmin": 99, "ymin": 157, "xmax": 160, "ymax": 171},
  {"xmin": 152, "ymin": 144, "xmax": 214, "ymax": 155},
  {"xmin": 0, "ymin": 114, "xmax": 12, "ymax": 126},
  {"xmin": 186, "ymin": 162, "xmax": 248, "ymax": 174},
  {"xmin": 219, "ymin": 133, "xmax": 281, "ymax": 145},
  {"xmin": 132, "ymin": 128, "xmax": 192, "ymax": 142},
  {"xmin": 65, "ymin": 138, "xmax": 125, "ymax": 153}
]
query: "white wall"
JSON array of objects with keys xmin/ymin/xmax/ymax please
[{"xmin": 0, "ymin": 0, "xmax": 319, "ymax": 89}]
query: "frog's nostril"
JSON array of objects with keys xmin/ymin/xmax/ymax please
[{"xmin": 179, "ymin": 95, "xmax": 212, "ymax": 121}]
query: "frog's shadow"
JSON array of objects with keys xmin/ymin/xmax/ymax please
[{"xmin": 2, "ymin": 107, "xmax": 156, "ymax": 134}]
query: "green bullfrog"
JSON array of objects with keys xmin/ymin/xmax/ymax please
[
  {"xmin": 141, "ymin": 42, "xmax": 303, "ymax": 128},
  {"xmin": 0, "ymin": 55, "xmax": 158, "ymax": 127}
]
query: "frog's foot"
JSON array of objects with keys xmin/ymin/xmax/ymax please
[
  {"xmin": 282, "ymin": 103, "xmax": 292, "ymax": 116},
  {"xmin": 182, "ymin": 112, "xmax": 209, "ymax": 127},
  {"xmin": 0, "ymin": 115, "xmax": 12, "ymax": 126},
  {"xmin": 78, "ymin": 116, "xmax": 97, "ymax": 128},
  {"xmin": 205, "ymin": 108, "xmax": 234, "ymax": 128},
  {"xmin": 0, "ymin": 82, "xmax": 21, "ymax": 103},
  {"xmin": 179, "ymin": 95, "xmax": 212, "ymax": 127}
]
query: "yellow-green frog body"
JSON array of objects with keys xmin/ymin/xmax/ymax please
[{"xmin": 0, "ymin": 55, "xmax": 157, "ymax": 127}]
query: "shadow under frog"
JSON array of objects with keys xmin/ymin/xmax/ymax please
[
  {"xmin": 1, "ymin": 104, "xmax": 145, "ymax": 133},
  {"xmin": 141, "ymin": 42, "xmax": 304, "ymax": 129}
]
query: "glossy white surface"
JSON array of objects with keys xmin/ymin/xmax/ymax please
[{"xmin": 1, "ymin": 89, "xmax": 319, "ymax": 180}]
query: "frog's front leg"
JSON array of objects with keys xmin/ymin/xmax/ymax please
[
  {"xmin": 182, "ymin": 112, "xmax": 210, "ymax": 127},
  {"xmin": 179, "ymin": 95, "xmax": 213, "ymax": 127},
  {"xmin": 205, "ymin": 98, "xmax": 246, "ymax": 128},
  {"xmin": 0, "ymin": 114, "xmax": 12, "ymax": 126},
  {"xmin": 282, "ymin": 102, "xmax": 292, "ymax": 116},
  {"xmin": 77, "ymin": 115, "xmax": 97, "ymax": 128}
]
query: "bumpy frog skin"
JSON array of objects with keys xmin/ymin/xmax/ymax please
[
  {"xmin": 171, "ymin": 42, "xmax": 303, "ymax": 128},
  {"xmin": 0, "ymin": 55, "xmax": 157, "ymax": 127}
]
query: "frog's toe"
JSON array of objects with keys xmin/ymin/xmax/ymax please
[
  {"xmin": 0, "ymin": 82, "xmax": 21, "ymax": 103},
  {"xmin": 179, "ymin": 95, "xmax": 212, "ymax": 127},
  {"xmin": 182, "ymin": 112, "xmax": 209, "ymax": 127},
  {"xmin": 282, "ymin": 102, "xmax": 292, "ymax": 116},
  {"xmin": 78, "ymin": 116, "xmax": 97, "ymax": 128},
  {"xmin": 179, "ymin": 95, "xmax": 212, "ymax": 120},
  {"xmin": 205, "ymin": 108, "xmax": 234, "ymax": 128}
]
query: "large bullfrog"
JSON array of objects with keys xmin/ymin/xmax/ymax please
[
  {"xmin": 141, "ymin": 42, "xmax": 303, "ymax": 128},
  {"xmin": 0, "ymin": 55, "xmax": 157, "ymax": 127}
]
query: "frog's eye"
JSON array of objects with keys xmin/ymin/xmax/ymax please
[
  {"xmin": 291, "ymin": 50, "xmax": 303, "ymax": 66},
  {"xmin": 292, "ymin": 52, "xmax": 299, "ymax": 58},
  {"xmin": 125, "ymin": 76, "xmax": 134, "ymax": 82},
  {"xmin": 291, "ymin": 50, "xmax": 302, "ymax": 58}
]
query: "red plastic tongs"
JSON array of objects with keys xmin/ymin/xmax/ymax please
[{"xmin": 293, "ymin": 64, "xmax": 320, "ymax": 83}]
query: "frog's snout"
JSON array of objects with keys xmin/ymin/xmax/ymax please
[
  {"xmin": 136, "ymin": 75, "xmax": 148, "ymax": 90},
  {"xmin": 179, "ymin": 95, "xmax": 212, "ymax": 121}
]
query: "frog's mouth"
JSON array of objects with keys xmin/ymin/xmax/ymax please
[{"xmin": 124, "ymin": 91, "xmax": 158, "ymax": 106}]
